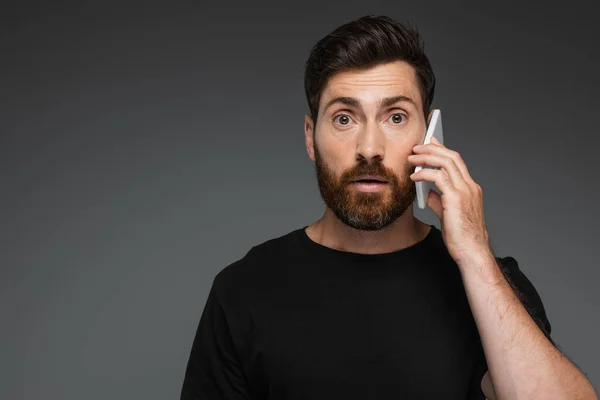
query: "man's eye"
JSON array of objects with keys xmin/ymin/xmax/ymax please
[
  {"xmin": 333, "ymin": 114, "xmax": 353, "ymax": 125},
  {"xmin": 389, "ymin": 113, "xmax": 407, "ymax": 125},
  {"xmin": 333, "ymin": 113, "xmax": 406, "ymax": 126}
]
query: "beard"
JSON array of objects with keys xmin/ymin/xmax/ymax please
[{"xmin": 313, "ymin": 142, "xmax": 416, "ymax": 231}]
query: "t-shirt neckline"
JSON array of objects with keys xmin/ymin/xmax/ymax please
[{"xmin": 296, "ymin": 223, "xmax": 438, "ymax": 263}]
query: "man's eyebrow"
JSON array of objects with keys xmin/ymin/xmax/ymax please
[{"xmin": 322, "ymin": 95, "xmax": 417, "ymax": 113}]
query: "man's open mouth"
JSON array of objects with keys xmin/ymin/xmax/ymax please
[{"xmin": 352, "ymin": 176, "xmax": 388, "ymax": 183}]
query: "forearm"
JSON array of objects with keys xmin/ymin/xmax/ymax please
[{"xmin": 458, "ymin": 252, "xmax": 597, "ymax": 400}]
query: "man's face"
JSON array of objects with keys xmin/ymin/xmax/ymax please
[{"xmin": 304, "ymin": 61, "xmax": 429, "ymax": 231}]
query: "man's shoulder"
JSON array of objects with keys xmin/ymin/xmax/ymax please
[
  {"xmin": 493, "ymin": 255, "xmax": 553, "ymax": 340},
  {"xmin": 212, "ymin": 227, "xmax": 301, "ymax": 294},
  {"xmin": 494, "ymin": 255, "xmax": 519, "ymax": 269}
]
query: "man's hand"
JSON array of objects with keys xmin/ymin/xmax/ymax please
[
  {"xmin": 408, "ymin": 138, "xmax": 598, "ymax": 399},
  {"xmin": 408, "ymin": 136, "xmax": 493, "ymax": 266}
]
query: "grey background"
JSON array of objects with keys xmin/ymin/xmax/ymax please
[{"xmin": 2, "ymin": 1, "xmax": 599, "ymax": 399}]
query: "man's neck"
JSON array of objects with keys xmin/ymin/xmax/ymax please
[{"xmin": 305, "ymin": 208, "xmax": 431, "ymax": 255}]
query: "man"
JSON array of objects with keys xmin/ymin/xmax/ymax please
[{"xmin": 181, "ymin": 15, "xmax": 597, "ymax": 399}]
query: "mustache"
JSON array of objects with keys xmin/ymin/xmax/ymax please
[
  {"xmin": 345, "ymin": 162, "xmax": 412, "ymax": 184},
  {"xmin": 347, "ymin": 162, "xmax": 387, "ymax": 178}
]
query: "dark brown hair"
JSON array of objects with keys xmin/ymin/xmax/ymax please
[{"xmin": 304, "ymin": 15, "xmax": 436, "ymax": 126}]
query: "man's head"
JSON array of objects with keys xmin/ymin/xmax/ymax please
[{"xmin": 303, "ymin": 15, "xmax": 436, "ymax": 231}]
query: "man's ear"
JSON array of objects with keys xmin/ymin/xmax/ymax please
[{"xmin": 304, "ymin": 114, "xmax": 315, "ymax": 161}]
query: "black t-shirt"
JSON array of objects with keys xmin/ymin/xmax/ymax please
[{"xmin": 181, "ymin": 224, "xmax": 552, "ymax": 399}]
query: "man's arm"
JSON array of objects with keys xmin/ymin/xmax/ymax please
[
  {"xmin": 457, "ymin": 252, "xmax": 597, "ymax": 400},
  {"xmin": 181, "ymin": 284, "xmax": 253, "ymax": 400}
]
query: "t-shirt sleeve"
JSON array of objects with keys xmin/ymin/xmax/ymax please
[
  {"xmin": 180, "ymin": 284, "xmax": 253, "ymax": 400},
  {"xmin": 497, "ymin": 256, "xmax": 553, "ymax": 342},
  {"xmin": 467, "ymin": 256, "xmax": 554, "ymax": 399}
]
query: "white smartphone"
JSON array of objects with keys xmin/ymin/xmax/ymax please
[{"xmin": 414, "ymin": 109, "xmax": 444, "ymax": 210}]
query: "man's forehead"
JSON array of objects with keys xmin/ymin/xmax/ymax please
[
  {"xmin": 321, "ymin": 85, "xmax": 421, "ymax": 113},
  {"xmin": 327, "ymin": 61, "xmax": 418, "ymax": 86},
  {"xmin": 321, "ymin": 63, "xmax": 422, "ymax": 108}
]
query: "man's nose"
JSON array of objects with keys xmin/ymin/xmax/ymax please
[{"xmin": 355, "ymin": 123, "xmax": 385, "ymax": 163}]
